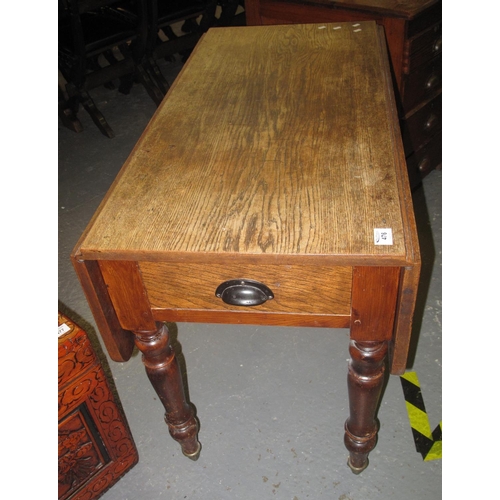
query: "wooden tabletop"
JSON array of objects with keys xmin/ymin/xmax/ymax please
[{"xmin": 76, "ymin": 22, "xmax": 417, "ymax": 267}]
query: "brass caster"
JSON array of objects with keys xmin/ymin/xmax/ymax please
[
  {"xmin": 182, "ymin": 441, "xmax": 201, "ymax": 461},
  {"xmin": 347, "ymin": 456, "xmax": 368, "ymax": 475}
]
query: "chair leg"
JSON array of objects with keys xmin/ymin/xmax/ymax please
[
  {"xmin": 59, "ymin": 90, "xmax": 83, "ymax": 133},
  {"xmin": 217, "ymin": 0, "xmax": 239, "ymax": 26},
  {"xmin": 115, "ymin": 44, "xmax": 137, "ymax": 95},
  {"xmin": 162, "ymin": 25, "xmax": 178, "ymax": 40},
  {"xmin": 181, "ymin": 18, "xmax": 199, "ymax": 33},
  {"xmin": 118, "ymin": 73, "xmax": 135, "ymax": 95},
  {"xmin": 80, "ymin": 90, "xmax": 115, "ymax": 138},
  {"xmin": 144, "ymin": 57, "xmax": 170, "ymax": 95},
  {"xmin": 134, "ymin": 63, "xmax": 165, "ymax": 106},
  {"xmin": 118, "ymin": 42, "xmax": 165, "ymax": 105},
  {"xmin": 101, "ymin": 51, "xmax": 122, "ymax": 90}
]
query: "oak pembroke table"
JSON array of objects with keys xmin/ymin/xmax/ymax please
[{"xmin": 72, "ymin": 22, "xmax": 421, "ymax": 474}]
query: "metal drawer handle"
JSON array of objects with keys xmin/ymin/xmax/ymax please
[
  {"xmin": 433, "ymin": 37, "xmax": 442, "ymax": 53},
  {"xmin": 418, "ymin": 157, "xmax": 431, "ymax": 172},
  {"xmin": 425, "ymin": 74, "xmax": 440, "ymax": 91},
  {"xmin": 424, "ymin": 113, "xmax": 438, "ymax": 131},
  {"xmin": 215, "ymin": 279, "xmax": 274, "ymax": 307}
]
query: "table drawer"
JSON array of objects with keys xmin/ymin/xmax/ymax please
[
  {"xmin": 140, "ymin": 262, "xmax": 352, "ymax": 317},
  {"xmin": 402, "ymin": 55, "xmax": 441, "ymax": 113}
]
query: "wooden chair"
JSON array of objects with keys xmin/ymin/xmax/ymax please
[
  {"xmin": 147, "ymin": 0, "xmax": 217, "ymax": 86},
  {"xmin": 215, "ymin": 0, "xmax": 246, "ymax": 27},
  {"xmin": 58, "ymin": 0, "xmax": 164, "ymax": 137},
  {"xmin": 112, "ymin": 0, "xmax": 218, "ymax": 95}
]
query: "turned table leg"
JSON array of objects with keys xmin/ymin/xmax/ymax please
[
  {"xmin": 345, "ymin": 266, "xmax": 400, "ymax": 473},
  {"xmin": 96, "ymin": 261, "xmax": 202, "ymax": 459},
  {"xmin": 133, "ymin": 322, "xmax": 201, "ymax": 460},
  {"xmin": 344, "ymin": 340, "xmax": 387, "ymax": 473}
]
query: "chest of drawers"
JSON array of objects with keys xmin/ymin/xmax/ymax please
[{"xmin": 245, "ymin": 0, "xmax": 442, "ymax": 188}]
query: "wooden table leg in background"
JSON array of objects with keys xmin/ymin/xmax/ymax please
[{"xmin": 344, "ymin": 266, "xmax": 400, "ymax": 473}]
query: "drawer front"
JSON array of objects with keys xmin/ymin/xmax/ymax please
[
  {"xmin": 402, "ymin": 94, "xmax": 442, "ymax": 153},
  {"xmin": 407, "ymin": 1, "xmax": 442, "ymax": 38},
  {"xmin": 402, "ymin": 55, "xmax": 442, "ymax": 113},
  {"xmin": 406, "ymin": 133, "xmax": 442, "ymax": 188},
  {"xmin": 405, "ymin": 22, "xmax": 441, "ymax": 74},
  {"xmin": 140, "ymin": 262, "xmax": 352, "ymax": 317}
]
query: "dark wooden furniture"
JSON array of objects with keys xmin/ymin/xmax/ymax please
[
  {"xmin": 58, "ymin": 312, "xmax": 138, "ymax": 499},
  {"xmin": 58, "ymin": 0, "xmax": 165, "ymax": 138},
  {"xmin": 114, "ymin": 0, "xmax": 218, "ymax": 96},
  {"xmin": 72, "ymin": 22, "xmax": 420, "ymax": 474},
  {"xmin": 148, "ymin": 0, "xmax": 217, "ymax": 59},
  {"xmin": 58, "ymin": 0, "xmax": 247, "ymax": 137},
  {"xmin": 245, "ymin": 0, "xmax": 442, "ymax": 188}
]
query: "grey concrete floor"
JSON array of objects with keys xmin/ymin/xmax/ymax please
[{"xmin": 58, "ymin": 55, "xmax": 442, "ymax": 500}]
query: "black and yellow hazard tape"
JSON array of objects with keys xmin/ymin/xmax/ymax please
[{"xmin": 400, "ymin": 371, "xmax": 442, "ymax": 461}]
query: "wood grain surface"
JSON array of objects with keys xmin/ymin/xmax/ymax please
[{"xmin": 78, "ymin": 22, "xmax": 410, "ymax": 264}]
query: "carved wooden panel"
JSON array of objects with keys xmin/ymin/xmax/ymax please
[
  {"xmin": 58, "ymin": 313, "xmax": 138, "ymax": 499},
  {"xmin": 58, "ymin": 407, "xmax": 109, "ymax": 499}
]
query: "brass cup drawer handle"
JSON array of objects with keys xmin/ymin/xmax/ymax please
[
  {"xmin": 424, "ymin": 113, "xmax": 438, "ymax": 131},
  {"xmin": 215, "ymin": 279, "xmax": 274, "ymax": 307},
  {"xmin": 425, "ymin": 74, "xmax": 440, "ymax": 91},
  {"xmin": 418, "ymin": 156, "xmax": 431, "ymax": 172},
  {"xmin": 433, "ymin": 37, "xmax": 442, "ymax": 53}
]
